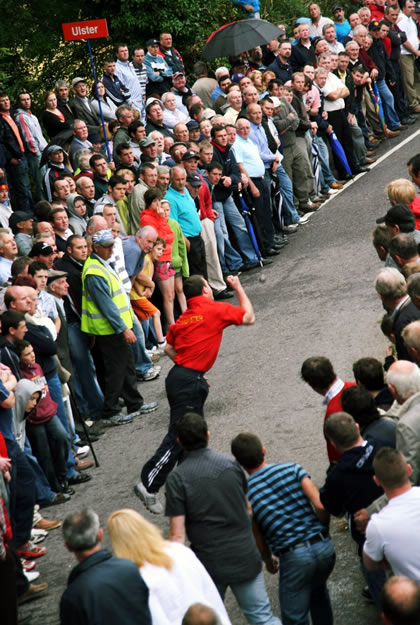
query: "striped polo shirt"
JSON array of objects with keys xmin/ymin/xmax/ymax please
[{"xmin": 248, "ymin": 463, "xmax": 326, "ymax": 554}]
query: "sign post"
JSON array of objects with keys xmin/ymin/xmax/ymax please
[{"xmin": 62, "ymin": 19, "xmax": 112, "ymax": 161}]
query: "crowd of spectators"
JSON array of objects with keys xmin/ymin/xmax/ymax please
[{"xmin": 1, "ymin": 2, "xmax": 420, "ymax": 624}]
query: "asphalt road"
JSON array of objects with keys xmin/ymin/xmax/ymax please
[{"xmin": 21, "ymin": 124, "xmax": 420, "ymax": 625}]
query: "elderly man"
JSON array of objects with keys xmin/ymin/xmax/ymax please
[
  {"xmin": 375, "ymin": 267, "xmax": 420, "ymax": 360},
  {"xmin": 323, "ymin": 23, "xmax": 344, "ymax": 53},
  {"xmin": 381, "ymin": 577, "xmax": 420, "ymax": 625},
  {"xmin": 112, "ymin": 104, "xmax": 135, "ymax": 160},
  {"xmin": 81, "ymin": 229, "xmax": 157, "ymax": 426},
  {"xmin": 60, "ymin": 508, "xmax": 152, "ymax": 625},
  {"xmin": 165, "ymin": 167, "xmax": 206, "ymax": 275},
  {"xmin": 363, "ymin": 449, "xmax": 420, "ymax": 583},
  {"xmin": 0, "ymin": 232, "xmax": 18, "ymax": 283},
  {"xmin": 69, "ymin": 120, "xmax": 92, "ymax": 169},
  {"xmin": 75, "ymin": 176, "xmax": 96, "ymax": 216},
  {"xmin": 70, "ymin": 78, "xmax": 100, "ymax": 137},
  {"xmin": 223, "ymin": 91, "xmax": 243, "ymax": 125}
]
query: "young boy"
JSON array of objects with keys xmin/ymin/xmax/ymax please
[
  {"xmin": 28, "ymin": 261, "xmax": 60, "ymax": 335},
  {"xmin": 8, "ymin": 211, "xmax": 34, "ymax": 255},
  {"xmin": 130, "ymin": 238, "xmax": 166, "ymax": 349},
  {"xmin": 15, "ymin": 340, "xmax": 71, "ymax": 495}
]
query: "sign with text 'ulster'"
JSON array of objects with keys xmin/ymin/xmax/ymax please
[{"xmin": 62, "ymin": 19, "xmax": 109, "ymax": 41}]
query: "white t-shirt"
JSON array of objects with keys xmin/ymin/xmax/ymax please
[
  {"xmin": 309, "ymin": 16, "xmax": 334, "ymax": 38},
  {"xmin": 363, "ymin": 487, "xmax": 420, "ymax": 582},
  {"xmin": 140, "ymin": 541, "xmax": 231, "ymax": 625},
  {"xmin": 322, "ymin": 72, "xmax": 345, "ymax": 112},
  {"xmin": 398, "ymin": 13, "xmax": 419, "ymax": 55}
]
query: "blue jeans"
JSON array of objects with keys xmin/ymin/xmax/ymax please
[
  {"xmin": 217, "ymin": 571, "xmax": 281, "ymax": 625},
  {"xmin": 214, "ymin": 196, "xmax": 258, "ymax": 268},
  {"xmin": 314, "ymin": 136, "xmax": 336, "ymax": 190},
  {"xmin": 376, "ymin": 79, "xmax": 401, "ymax": 131},
  {"xmin": 5, "ymin": 155, "xmax": 33, "ymax": 213},
  {"xmin": 68, "ymin": 321, "xmax": 104, "ymax": 420},
  {"xmin": 275, "ymin": 164, "xmax": 300, "ymax": 224},
  {"xmin": 47, "ymin": 374, "xmax": 76, "ymax": 478},
  {"xmin": 278, "ymin": 537, "xmax": 335, "ymax": 625},
  {"xmin": 132, "ymin": 313, "xmax": 153, "ymax": 376},
  {"xmin": 361, "ymin": 560, "xmax": 387, "ymax": 611},
  {"xmin": 24, "ymin": 439, "xmax": 57, "ymax": 506},
  {"xmin": 5, "ymin": 437, "xmax": 35, "ymax": 547}
]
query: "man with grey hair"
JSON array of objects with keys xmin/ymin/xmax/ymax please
[
  {"xmin": 388, "ymin": 234, "xmax": 420, "ymax": 269},
  {"xmin": 402, "ymin": 320, "xmax": 420, "ymax": 363},
  {"xmin": 223, "ymin": 90, "xmax": 243, "ymax": 125},
  {"xmin": 0, "ymin": 232, "xmax": 18, "ymax": 284},
  {"xmin": 375, "ymin": 267, "xmax": 420, "ymax": 360},
  {"xmin": 75, "ymin": 175, "xmax": 96, "ymax": 215},
  {"xmin": 60, "ymin": 508, "xmax": 152, "ymax": 625},
  {"xmin": 55, "ymin": 79, "xmax": 75, "ymax": 125}
]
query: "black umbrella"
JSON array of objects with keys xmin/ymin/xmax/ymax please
[{"xmin": 201, "ymin": 19, "xmax": 284, "ymax": 60}]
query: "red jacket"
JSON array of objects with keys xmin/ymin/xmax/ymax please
[
  {"xmin": 324, "ymin": 381, "xmax": 357, "ymax": 462},
  {"xmin": 139, "ymin": 209, "xmax": 174, "ymax": 262}
]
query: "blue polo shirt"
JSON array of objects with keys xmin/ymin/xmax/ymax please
[
  {"xmin": 165, "ymin": 186, "xmax": 202, "ymax": 238},
  {"xmin": 0, "ymin": 379, "xmax": 14, "ymax": 441}
]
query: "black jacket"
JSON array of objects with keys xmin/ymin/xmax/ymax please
[
  {"xmin": 367, "ymin": 38, "xmax": 396, "ymax": 82},
  {"xmin": 55, "ymin": 253, "xmax": 84, "ymax": 324},
  {"xmin": 267, "ymin": 57, "xmax": 292, "ymax": 83},
  {"xmin": 210, "ymin": 141, "xmax": 241, "ymax": 202},
  {"xmin": 0, "ymin": 116, "xmax": 24, "ymax": 161},
  {"xmin": 60, "ymin": 550, "xmax": 152, "ymax": 625},
  {"xmin": 290, "ymin": 42, "xmax": 316, "ymax": 72},
  {"xmin": 0, "ymin": 336, "xmax": 21, "ymax": 379},
  {"xmin": 25, "ymin": 322, "xmax": 57, "ymax": 380}
]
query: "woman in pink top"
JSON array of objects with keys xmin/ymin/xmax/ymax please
[{"xmin": 140, "ymin": 188, "xmax": 176, "ymax": 325}]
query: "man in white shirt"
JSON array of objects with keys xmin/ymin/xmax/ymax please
[
  {"xmin": 308, "ymin": 2, "xmax": 334, "ymax": 37},
  {"xmin": 363, "ymin": 448, "xmax": 420, "ymax": 582},
  {"xmin": 397, "ymin": 0, "xmax": 420, "ymax": 113},
  {"xmin": 115, "ymin": 43, "xmax": 145, "ymax": 118},
  {"xmin": 0, "ymin": 232, "xmax": 17, "ymax": 284}
]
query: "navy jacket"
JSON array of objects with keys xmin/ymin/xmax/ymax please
[
  {"xmin": 60, "ymin": 550, "xmax": 152, "ymax": 625},
  {"xmin": 267, "ymin": 57, "xmax": 292, "ymax": 83},
  {"xmin": 210, "ymin": 142, "xmax": 241, "ymax": 202}
]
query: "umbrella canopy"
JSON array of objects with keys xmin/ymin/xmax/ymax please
[{"xmin": 201, "ymin": 19, "xmax": 284, "ymax": 60}]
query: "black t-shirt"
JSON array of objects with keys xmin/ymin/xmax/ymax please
[{"xmin": 165, "ymin": 447, "xmax": 262, "ymax": 585}]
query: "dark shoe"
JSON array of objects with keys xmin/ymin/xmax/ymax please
[
  {"xmin": 101, "ymin": 413, "xmax": 134, "ymax": 426},
  {"xmin": 138, "ymin": 401, "xmax": 159, "ymax": 414},
  {"xmin": 59, "ymin": 482, "xmax": 75, "ymax": 496},
  {"xmin": 214, "ymin": 289, "xmax": 234, "ymax": 300},
  {"xmin": 77, "ymin": 434, "xmax": 99, "ymax": 444},
  {"xmin": 362, "ymin": 585, "xmax": 375, "ymax": 604},
  {"xmin": 273, "ymin": 240, "xmax": 287, "ymax": 250},
  {"xmin": 398, "ymin": 123, "xmax": 409, "ymax": 130},
  {"xmin": 41, "ymin": 492, "xmax": 71, "ymax": 507},
  {"xmin": 386, "ymin": 129, "xmax": 400, "ymax": 138},
  {"xmin": 365, "ymin": 157, "xmax": 376, "ymax": 164},
  {"xmin": 354, "ymin": 166, "xmax": 370, "ymax": 173},
  {"xmin": 68, "ymin": 471, "xmax": 92, "ymax": 485},
  {"xmin": 261, "ymin": 258, "xmax": 273, "ymax": 265},
  {"xmin": 265, "ymin": 248, "xmax": 281, "ymax": 256},
  {"xmin": 87, "ymin": 421, "xmax": 106, "ymax": 436},
  {"xmin": 18, "ymin": 615, "xmax": 32, "ymax": 624},
  {"xmin": 18, "ymin": 582, "xmax": 48, "ymax": 605},
  {"xmin": 242, "ymin": 262, "xmax": 260, "ymax": 271}
]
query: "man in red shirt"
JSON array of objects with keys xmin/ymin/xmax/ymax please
[
  {"xmin": 301, "ymin": 356, "xmax": 356, "ymax": 465},
  {"xmin": 136, "ymin": 273, "xmax": 255, "ymax": 513}
]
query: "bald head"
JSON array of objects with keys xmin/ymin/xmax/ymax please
[
  {"xmin": 382, "ymin": 576, "xmax": 420, "ymax": 625},
  {"xmin": 386, "ymin": 360, "xmax": 420, "ymax": 404},
  {"xmin": 375, "ymin": 267, "xmax": 407, "ymax": 303},
  {"xmin": 182, "ymin": 604, "xmax": 221, "ymax": 625},
  {"xmin": 402, "ymin": 321, "xmax": 420, "ymax": 363}
]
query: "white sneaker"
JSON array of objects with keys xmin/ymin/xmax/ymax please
[
  {"xmin": 327, "ymin": 188, "xmax": 340, "ymax": 195},
  {"xmin": 24, "ymin": 570, "xmax": 40, "ymax": 582},
  {"xmin": 134, "ymin": 482, "xmax": 163, "ymax": 514},
  {"xmin": 75, "ymin": 445, "xmax": 90, "ymax": 458},
  {"xmin": 299, "ymin": 213, "xmax": 314, "ymax": 224}
]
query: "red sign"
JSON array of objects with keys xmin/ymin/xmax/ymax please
[{"xmin": 62, "ymin": 19, "xmax": 108, "ymax": 41}]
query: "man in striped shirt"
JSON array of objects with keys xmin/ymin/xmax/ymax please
[{"xmin": 232, "ymin": 432, "xmax": 335, "ymax": 625}]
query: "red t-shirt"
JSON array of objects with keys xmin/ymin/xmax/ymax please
[
  {"xmin": 166, "ymin": 295, "xmax": 246, "ymax": 372},
  {"xmin": 324, "ymin": 381, "xmax": 356, "ymax": 463}
]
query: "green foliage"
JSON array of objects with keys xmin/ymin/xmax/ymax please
[{"xmin": 0, "ymin": 0, "xmax": 337, "ymax": 110}]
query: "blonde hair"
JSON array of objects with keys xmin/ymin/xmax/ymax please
[
  {"xmin": 107, "ymin": 508, "xmax": 173, "ymax": 570},
  {"xmin": 248, "ymin": 70, "xmax": 264, "ymax": 93},
  {"xmin": 386, "ymin": 178, "xmax": 416, "ymax": 206}
]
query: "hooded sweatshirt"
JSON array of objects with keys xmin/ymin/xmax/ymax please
[
  {"xmin": 19, "ymin": 361, "xmax": 58, "ymax": 425},
  {"xmin": 12, "ymin": 378, "xmax": 41, "ymax": 450},
  {"xmin": 66, "ymin": 193, "xmax": 87, "ymax": 236}
]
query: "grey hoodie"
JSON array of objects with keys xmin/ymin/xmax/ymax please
[
  {"xmin": 13, "ymin": 379, "xmax": 41, "ymax": 450},
  {"xmin": 66, "ymin": 193, "xmax": 87, "ymax": 236}
]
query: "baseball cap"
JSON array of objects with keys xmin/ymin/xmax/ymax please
[
  {"xmin": 29, "ymin": 242, "xmax": 54, "ymax": 258},
  {"xmin": 146, "ymin": 38, "xmax": 159, "ymax": 46},
  {"xmin": 376, "ymin": 204, "xmax": 415, "ymax": 228},
  {"xmin": 201, "ymin": 108, "xmax": 216, "ymax": 121},
  {"xmin": 173, "ymin": 72, "xmax": 185, "ymax": 79},
  {"xmin": 71, "ymin": 77, "xmax": 86, "ymax": 88},
  {"xmin": 9, "ymin": 211, "xmax": 33, "ymax": 233},
  {"xmin": 186, "ymin": 173, "xmax": 202, "ymax": 187},
  {"xmin": 47, "ymin": 269, "xmax": 68, "ymax": 285},
  {"xmin": 332, "ymin": 4, "xmax": 344, "ymax": 11},
  {"xmin": 145, "ymin": 97, "xmax": 163, "ymax": 110},
  {"xmin": 92, "ymin": 229, "xmax": 115, "ymax": 247},
  {"xmin": 47, "ymin": 145, "xmax": 66, "ymax": 156},
  {"xmin": 182, "ymin": 150, "xmax": 200, "ymax": 162},
  {"xmin": 368, "ymin": 20, "xmax": 381, "ymax": 32},
  {"xmin": 186, "ymin": 120, "xmax": 200, "ymax": 130},
  {"xmin": 231, "ymin": 73, "xmax": 245, "ymax": 84},
  {"xmin": 169, "ymin": 142, "xmax": 188, "ymax": 153},
  {"xmin": 270, "ymin": 96, "xmax": 281, "ymax": 108},
  {"xmin": 139, "ymin": 136, "xmax": 156, "ymax": 148}
]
